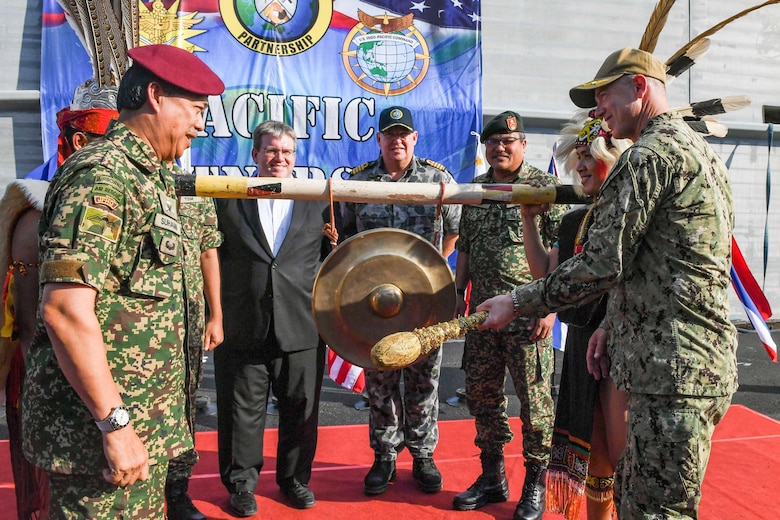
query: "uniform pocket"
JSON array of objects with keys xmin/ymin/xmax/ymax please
[{"xmin": 127, "ymin": 226, "xmax": 180, "ymax": 300}]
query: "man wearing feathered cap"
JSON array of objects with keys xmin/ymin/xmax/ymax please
[
  {"xmin": 453, "ymin": 110, "xmax": 566, "ymax": 520},
  {"xmin": 477, "ymin": 47, "xmax": 737, "ymax": 519},
  {"xmin": 22, "ymin": 44, "xmax": 225, "ymax": 518}
]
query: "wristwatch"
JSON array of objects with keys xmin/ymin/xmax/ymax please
[
  {"xmin": 510, "ymin": 288, "xmax": 522, "ymax": 315},
  {"xmin": 95, "ymin": 405, "xmax": 131, "ymax": 432},
  {"xmin": 456, "ymin": 288, "xmax": 466, "ymax": 296}
]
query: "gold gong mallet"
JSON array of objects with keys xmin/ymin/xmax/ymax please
[{"xmin": 370, "ymin": 311, "xmax": 489, "ymax": 370}]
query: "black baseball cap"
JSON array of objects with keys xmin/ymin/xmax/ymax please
[{"xmin": 379, "ymin": 106, "xmax": 415, "ymax": 133}]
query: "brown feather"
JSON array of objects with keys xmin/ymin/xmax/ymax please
[
  {"xmin": 666, "ymin": 0, "xmax": 780, "ymax": 66},
  {"xmin": 665, "ymin": 38, "xmax": 710, "ymax": 80},
  {"xmin": 639, "ymin": 0, "xmax": 678, "ymax": 53}
]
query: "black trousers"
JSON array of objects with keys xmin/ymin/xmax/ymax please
[{"xmin": 214, "ymin": 333, "xmax": 325, "ymax": 493}]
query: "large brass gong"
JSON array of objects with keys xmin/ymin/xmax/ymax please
[{"xmin": 312, "ymin": 228, "xmax": 456, "ymax": 369}]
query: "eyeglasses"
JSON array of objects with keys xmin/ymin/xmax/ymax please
[
  {"xmin": 484, "ymin": 137, "xmax": 521, "ymax": 147},
  {"xmin": 264, "ymin": 147, "xmax": 296, "ymax": 158}
]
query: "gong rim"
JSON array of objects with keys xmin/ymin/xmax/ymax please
[{"xmin": 312, "ymin": 228, "xmax": 456, "ymax": 369}]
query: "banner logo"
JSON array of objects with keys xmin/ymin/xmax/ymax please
[
  {"xmin": 341, "ymin": 11, "xmax": 430, "ymax": 97},
  {"xmin": 220, "ymin": 0, "xmax": 332, "ymax": 55},
  {"xmin": 139, "ymin": 0, "xmax": 206, "ymax": 50}
]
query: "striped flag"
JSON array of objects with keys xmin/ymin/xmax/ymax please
[
  {"xmin": 730, "ymin": 237, "xmax": 777, "ymax": 362},
  {"xmin": 327, "ymin": 346, "xmax": 366, "ymax": 393}
]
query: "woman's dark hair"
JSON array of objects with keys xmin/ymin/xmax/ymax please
[{"xmin": 117, "ymin": 65, "xmax": 192, "ymax": 110}]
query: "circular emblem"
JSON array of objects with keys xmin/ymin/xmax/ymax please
[
  {"xmin": 220, "ymin": 0, "xmax": 332, "ymax": 55},
  {"xmin": 341, "ymin": 14, "xmax": 430, "ymax": 96},
  {"xmin": 389, "ymin": 108, "xmax": 403, "ymax": 120}
]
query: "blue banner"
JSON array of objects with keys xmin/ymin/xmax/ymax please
[{"xmin": 40, "ymin": 0, "xmax": 482, "ymax": 182}]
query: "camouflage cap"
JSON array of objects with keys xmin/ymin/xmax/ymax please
[
  {"xmin": 480, "ymin": 111, "xmax": 524, "ymax": 142},
  {"xmin": 569, "ymin": 47, "xmax": 666, "ymax": 108},
  {"xmin": 127, "ymin": 44, "xmax": 225, "ymax": 96},
  {"xmin": 379, "ymin": 106, "xmax": 415, "ymax": 132}
]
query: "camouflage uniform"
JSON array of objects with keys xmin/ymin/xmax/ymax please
[
  {"xmin": 167, "ymin": 196, "xmax": 222, "ymax": 481},
  {"xmin": 22, "ymin": 120, "xmax": 191, "ymax": 517},
  {"xmin": 510, "ymin": 113, "xmax": 738, "ymax": 518},
  {"xmin": 456, "ymin": 163, "xmax": 565, "ymax": 465},
  {"xmin": 341, "ymin": 155, "xmax": 461, "ymax": 460}
]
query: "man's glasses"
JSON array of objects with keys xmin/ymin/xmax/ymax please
[
  {"xmin": 484, "ymin": 137, "xmax": 521, "ymax": 147},
  {"xmin": 264, "ymin": 147, "xmax": 296, "ymax": 158}
]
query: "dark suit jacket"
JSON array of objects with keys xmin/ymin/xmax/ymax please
[{"xmin": 216, "ymin": 197, "xmax": 331, "ymax": 351}]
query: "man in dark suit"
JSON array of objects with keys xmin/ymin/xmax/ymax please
[{"xmin": 214, "ymin": 120, "xmax": 332, "ymax": 517}]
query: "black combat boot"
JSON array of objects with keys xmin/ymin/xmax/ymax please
[
  {"xmin": 165, "ymin": 478, "xmax": 206, "ymax": 520},
  {"xmin": 513, "ymin": 463, "xmax": 547, "ymax": 520},
  {"xmin": 364, "ymin": 456, "xmax": 396, "ymax": 495},
  {"xmin": 452, "ymin": 452, "xmax": 509, "ymax": 511},
  {"xmin": 412, "ymin": 457, "xmax": 442, "ymax": 493}
]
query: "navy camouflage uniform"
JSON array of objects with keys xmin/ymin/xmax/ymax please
[
  {"xmin": 167, "ymin": 196, "xmax": 222, "ymax": 481},
  {"xmin": 456, "ymin": 162, "xmax": 565, "ymax": 465},
  {"xmin": 22, "ymin": 120, "xmax": 191, "ymax": 518},
  {"xmin": 341, "ymin": 155, "xmax": 461, "ymax": 461},
  {"xmin": 510, "ymin": 112, "xmax": 737, "ymax": 519}
]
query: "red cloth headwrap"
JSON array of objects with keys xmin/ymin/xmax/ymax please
[{"xmin": 56, "ymin": 108, "xmax": 119, "ymax": 166}]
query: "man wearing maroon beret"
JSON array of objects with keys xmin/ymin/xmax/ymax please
[{"xmin": 21, "ymin": 44, "xmax": 224, "ymax": 518}]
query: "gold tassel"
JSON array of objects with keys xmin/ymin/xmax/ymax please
[{"xmin": 639, "ymin": 0, "xmax": 678, "ymax": 53}]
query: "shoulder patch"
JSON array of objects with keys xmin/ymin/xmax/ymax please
[
  {"xmin": 423, "ymin": 158, "xmax": 447, "ymax": 171},
  {"xmin": 79, "ymin": 206, "xmax": 122, "ymax": 243},
  {"xmin": 349, "ymin": 161, "xmax": 372, "ymax": 176}
]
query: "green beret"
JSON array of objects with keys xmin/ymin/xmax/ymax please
[{"xmin": 480, "ymin": 111, "xmax": 524, "ymax": 142}]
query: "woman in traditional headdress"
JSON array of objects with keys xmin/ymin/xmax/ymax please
[{"xmin": 520, "ymin": 110, "xmax": 631, "ymax": 520}]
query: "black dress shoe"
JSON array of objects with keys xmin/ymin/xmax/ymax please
[
  {"xmin": 280, "ymin": 481, "xmax": 316, "ymax": 509},
  {"xmin": 229, "ymin": 491, "xmax": 258, "ymax": 517},
  {"xmin": 412, "ymin": 458, "xmax": 442, "ymax": 493},
  {"xmin": 364, "ymin": 458, "xmax": 396, "ymax": 495}
]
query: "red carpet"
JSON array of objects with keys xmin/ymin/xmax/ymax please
[{"xmin": 2, "ymin": 404, "xmax": 779, "ymax": 519}]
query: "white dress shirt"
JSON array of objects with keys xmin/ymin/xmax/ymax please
[{"xmin": 257, "ymin": 198, "xmax": 294, "ymax": 256}]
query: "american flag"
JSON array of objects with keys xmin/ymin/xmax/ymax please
[{"xmin": 327, "ymin": 346, "xmax": 366, "ymax": 392}]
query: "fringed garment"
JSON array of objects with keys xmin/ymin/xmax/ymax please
[{"xmin": 545, "ymin": 207, "xmax": 609, "ymax": 519}]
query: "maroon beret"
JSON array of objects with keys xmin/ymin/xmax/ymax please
[{"xmin": 127, "ymin": 44, "xmax": 225, "ymax": 96}]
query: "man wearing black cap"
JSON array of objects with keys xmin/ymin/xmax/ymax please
[
  {"xmin": 477, "ymin": 48, "xmax": 737, "ymax": 519},
  {"xmin": 340, "ymin": 105, "xmax": 461, "ymax": 496},
  {"xmin": 452, "ymin": 110, "xmax": 565, "ymax": 520},
  {"xmin": 21, "ymin": 44, "xmax": 225, "ymax": 518}
]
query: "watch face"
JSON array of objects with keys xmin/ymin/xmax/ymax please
[{"xmin": 112, "ymin": 407, "xmax": 130, "ymax": 427}]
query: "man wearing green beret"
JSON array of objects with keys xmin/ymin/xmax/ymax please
[{"xmin": 453, "ymin": 111, "xmax": 566, "ymax": 520}]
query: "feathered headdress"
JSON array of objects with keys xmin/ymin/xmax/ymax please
[
  {"xmin": 639, "ymin": 0, "xmax": 780, "ymax": 81},
  {"xmin": 634, "ymin": 0, "xmax": 776, "ymax": 134},
  {"xmin": 56, "ymin": 0, "xmax": 140, "ymax": 109}
]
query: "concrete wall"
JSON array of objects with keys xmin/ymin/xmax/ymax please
[{"xmin": 2, "ymin": 0, "xmax": 779, "ymax": 321}]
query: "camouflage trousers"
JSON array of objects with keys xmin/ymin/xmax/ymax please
[
  {"xmin": 47, "ymin": 461, "xmax": 168, "ymax": 519},
  {"xmin": 616, "ymin": 392, "xmax": 732, "ymax": 519},
  {"xmin": 462, "ymin": 329, "xmax": 554, "ymax": 465},
  {"xmin": 167, "ymin": 332, "xmax": 205, "ymax": 482},
  {"xmin": 366, "ymin": 346, "xmax": 442, "ymax": 460}
]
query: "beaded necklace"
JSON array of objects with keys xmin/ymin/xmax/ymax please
[{"xmin": 574, "ymin": 204, "xmax": 596, "ymax": 254}]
